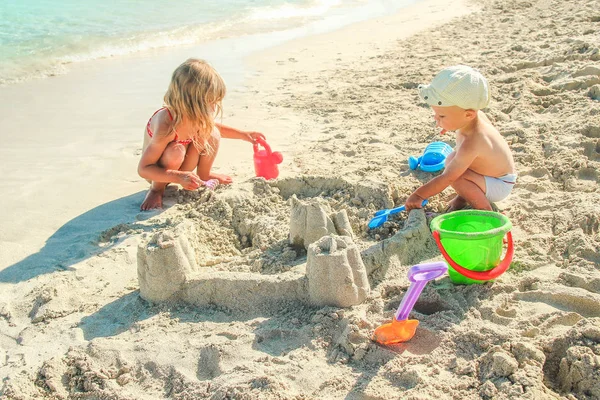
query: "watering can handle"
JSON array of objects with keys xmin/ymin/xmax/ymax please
[
  {"xmin": 432, "ymin": 231, "xmax": 514, "ymax": 281},
  {"xmin": 253, "ymin": 137, "xmax": 272, "ymax": 155}
]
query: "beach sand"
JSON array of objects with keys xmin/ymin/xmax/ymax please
[{"xmin": 1, "ymin": 0, "xmax": 600, "ymax": 398}]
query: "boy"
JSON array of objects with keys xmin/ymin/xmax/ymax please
[{"xmin": 405, "ymin": 65, "xmax": 516, "ymax": 212}]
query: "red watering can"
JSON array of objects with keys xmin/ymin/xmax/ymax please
[{"xmin": 253, "ymin": 137, "xmax": 283, "ymax": 180}]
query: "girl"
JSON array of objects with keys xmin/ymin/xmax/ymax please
[{"xmin": 138, "ymin": 58, "xmax": 265, "ymax": 210}]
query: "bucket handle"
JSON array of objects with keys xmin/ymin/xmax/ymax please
[
  {"xmin": 432, "ymin": 230, "xmax": 514, "ymax": 281},
  {"xmin": 253, "ymin": 137, "xmax": 272, "ymax": 156}
]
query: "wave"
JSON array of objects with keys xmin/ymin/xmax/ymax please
[{"xmin": 247, "ymin": 0, "xmax": 343, "ymax": 20}]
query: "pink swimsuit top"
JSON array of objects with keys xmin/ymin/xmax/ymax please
[{"xmin": 146, "ymin": 107, "xmax": 193, "ymax": 145}]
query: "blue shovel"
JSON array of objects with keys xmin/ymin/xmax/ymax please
[{"xmin": 368, "ymin": 199, "xmax": 428, "ymax": 229}]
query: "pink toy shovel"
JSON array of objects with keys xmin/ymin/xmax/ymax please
[{"xmin": 372, "ymin": 261, "xmax": 447, "ymax": 345}]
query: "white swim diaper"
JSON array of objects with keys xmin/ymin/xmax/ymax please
[{"xmin": 484, "ymin": 173, "xmax": 517, "ymax": 203}]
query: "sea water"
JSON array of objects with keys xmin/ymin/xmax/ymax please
[{"xmin": 0, "ymin": 0, "xmax": 416, "ymax": 85}]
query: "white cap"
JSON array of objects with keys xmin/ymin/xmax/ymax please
[{"xmin": 418, "ymin": 65, "xmax": 490, "ymax": 110}]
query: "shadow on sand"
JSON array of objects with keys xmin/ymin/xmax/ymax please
[
  {"xmin": 0, "ymin": 191, "xmax": 150, "ymax": 284},
  {"xmin": 78, "ymin": 291, "xmax": 157, "ymax": 340}
]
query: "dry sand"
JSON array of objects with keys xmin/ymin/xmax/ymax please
[{"xmin": 1, "ymin": 0, "xmax": 600, "ymax": 398}]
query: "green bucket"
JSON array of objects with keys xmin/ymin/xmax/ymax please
[{"xmin": 430, "ymin": 210, "xmax": 514, "ymax": 285}]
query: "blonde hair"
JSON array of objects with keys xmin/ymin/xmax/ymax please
[{"xmin": 164, "ymin": 58, "xmax": 226, "ymax": 153}]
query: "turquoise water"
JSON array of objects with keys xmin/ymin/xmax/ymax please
[{"xmin": 0, "ymin": 0, "xmax": 415, "ymax": 85}]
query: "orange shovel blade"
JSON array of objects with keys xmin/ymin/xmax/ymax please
[{"xmin": 372, "ymin": 319, "xmax": 419, "ymax": 345}]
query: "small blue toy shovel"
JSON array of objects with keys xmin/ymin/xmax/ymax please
[
  {"xmin": 368, "ymin": 199, "xmax": 428, "ymax": 229},
  {"xmin": 372, "ymin": 261, "xmax": 447, "ymax": 345}
]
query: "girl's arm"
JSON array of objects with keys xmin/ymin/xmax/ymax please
[
  {"xmin": 138, "ymin": 133, "xmax": 198, "ymax": 188},
  {"xmin": 216, "ymin": 123, "xmax": 265, "ymax": 143}
]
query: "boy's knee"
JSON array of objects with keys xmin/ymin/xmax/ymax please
[
  {"xmin": 450, "ymin": 172, "xmax": 469, "ymax": 187},
  {"xmin": 457, "ymin": 169, "xmax": 484, "ymax": 185}
]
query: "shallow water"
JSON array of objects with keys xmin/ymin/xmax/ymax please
[{"xmin": 0, "ymin": 0, "xmax": 416, "ymax": 85}]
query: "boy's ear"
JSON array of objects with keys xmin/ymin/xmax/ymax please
[{"xmin": 465, "ymin": 109, "xmax": 477, "ymax": 119}]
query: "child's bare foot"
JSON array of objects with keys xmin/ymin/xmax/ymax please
[
  {"xmin": 445, "ymin": 195, "xmax": 468, "ymax": 213},
  {"xmin": 141, "ymin": 188, "xmax": 165, "ymax": 210},
  {"xmin": 210, "ymin": 173, "xmax": 233, "ymax": 184}
]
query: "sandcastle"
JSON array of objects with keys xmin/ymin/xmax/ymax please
[
  {"xmin": 137, "ymin": 178, "xmax": 434, "ymax": 313},
  {"xmin": 306, "ymin": 235, "xmax": 369, "ymax": 307},
  {"xmin": 289, "ymin": 195, "xmax": 353, "ymax": 249}
]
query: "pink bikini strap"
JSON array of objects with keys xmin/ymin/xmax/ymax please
[{"xmin": 146, "ymin": 107, "xmax": 191, "ymax": 144}]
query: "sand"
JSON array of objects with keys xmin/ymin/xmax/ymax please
[{"xmin": 1, "ymin": 0, "xmax": 600, "ymax": 398}]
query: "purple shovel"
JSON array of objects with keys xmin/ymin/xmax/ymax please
[{"xmin": 372, "ymin": 261, "xmax": 447, "ymax": 345}]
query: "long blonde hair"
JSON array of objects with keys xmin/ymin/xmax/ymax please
[{"xmin": 164, "ymin": 58, "xmax": 226, "ymax": 153}]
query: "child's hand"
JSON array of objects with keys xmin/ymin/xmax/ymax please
[
  {"xmin": 178, "ymin": 172, "xmax": 202, "ymax": 190},
  {"xmin": 246, "ymin": 131, "xmax": 266, "ymax": 143},
  {"xmin": 203, "ymin": 179, "xmax": 219, "ymax": 190},
  {"xmin": 405, "ymin": 193, "xmax": 426, "ymax": 211}
]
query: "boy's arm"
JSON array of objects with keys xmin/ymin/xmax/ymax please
[
  {"xmin": 215, "ymin": 123, "xmax": 265, "ymax": 143},
  {"xmin": 405, "ymin": 141, "xmax": 479, "ymax": 210}
]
